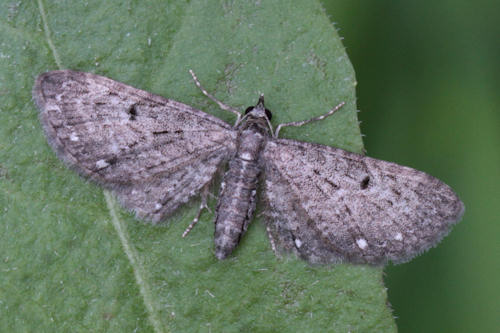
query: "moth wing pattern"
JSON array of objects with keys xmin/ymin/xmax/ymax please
[
  {"xmin": 33, "ymin": 70, "xmax": 236, "ymax": 222},
  {"xmin": 262, "ymin": 138, "xmax": 464, "ymax": 265}
]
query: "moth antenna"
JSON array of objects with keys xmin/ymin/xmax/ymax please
[
  {"xmin": 274, "ymin": 101, "xmax": 346, "ymax": 138},
  {"xmin": 188, "ymin": 69, "xmax": 241, "ymax": 124}
]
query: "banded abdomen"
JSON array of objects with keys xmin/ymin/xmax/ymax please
[{"xmin": 214, "ymin": 127, "xmax": 267, "ymax": 259}]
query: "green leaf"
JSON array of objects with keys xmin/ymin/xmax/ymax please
[{"xmin": 0, "ymin": 1, "xmax": 396, "ymax": 332}]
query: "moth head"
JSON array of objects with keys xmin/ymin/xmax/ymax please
[{"xmin": 244, "ymin": 94, "xmax": 272, "ymax": 121}]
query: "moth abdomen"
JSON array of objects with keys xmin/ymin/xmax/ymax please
[{"xmin": 214, "ymin": 157, "xmax": 261, "ymax": 259}]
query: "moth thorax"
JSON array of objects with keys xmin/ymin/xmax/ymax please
[{"xmin": 236, "ymin": 128, "xmax": 267, "ymax": 162}]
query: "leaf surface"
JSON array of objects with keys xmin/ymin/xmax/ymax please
[{"xmin": 0, "ymin": 1, "xmax": 395, "ymax": 332}]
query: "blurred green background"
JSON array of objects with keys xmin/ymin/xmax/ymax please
[{"xmin": 322, "ymin": 1, "xmax": 499, "ymax": 332}]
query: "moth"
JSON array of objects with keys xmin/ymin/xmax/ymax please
[{"xmin": 33, "ymin": 70, "xmax": 464, "ymax": 265}]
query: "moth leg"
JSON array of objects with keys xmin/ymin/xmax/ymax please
[
  {"xmin": 265, "ymin": 225, "xmax": 280, "ymax": 257},
  {"xmin": 188, "ymin": 69, "xmax": 242, "ymax": 124},
  {"xmin": 182, "ymin": 185, "xmax": 211, "ymax": 238},
  {"xmin": 274, "ymin": 101, "xmax": 346, "ymax": 138}
]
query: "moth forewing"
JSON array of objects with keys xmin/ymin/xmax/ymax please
[{"xmin": 33, "ymin": 70, "xmax": 236, "ymax": 222}]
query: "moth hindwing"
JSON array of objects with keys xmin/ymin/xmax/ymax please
[{"xmin": 33, "ymin": 70, "xmax": 464, "ymax": 265}]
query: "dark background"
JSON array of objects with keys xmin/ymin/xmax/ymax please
[{"xmin": 322, "ymin": 1, "xmax": 499, "ymax": 332}]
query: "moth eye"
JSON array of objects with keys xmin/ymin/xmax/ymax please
[
  {"xmin": 265, "ymin": 108, "xmax": 272, "ymax": 120},
  {"xmin": 128, "ymin": 104, "xmax": 138, "ymax": 120},
  {"xmin": 244, "ymin": 106, "xmax": 254, "ymax": 115},
  {"xmin": 360, "ymin": 176, "xmax": 370, "ymax": 189}
]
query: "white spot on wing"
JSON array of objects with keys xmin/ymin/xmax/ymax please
[
  {"xmin": 241, "ymin": 152, "xmax": 252, "ymax": 160},
  {"xmin": 69, "ymin": 132, "xmax": 79, "ymax": 141},
  {"xmin": 356, "ymin": 238, "xmax": 368, "ymax": 250},
  {"xmin": 95, "ymin": 159, "xmax": 109, "ymax": 169},
  {"xmin": 394, "ymin": 232, "xmax": 403, "ymax": 241},
  {"xmin": 294, "ymin": 238, "xmax": 303, "ymax": 248}
]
